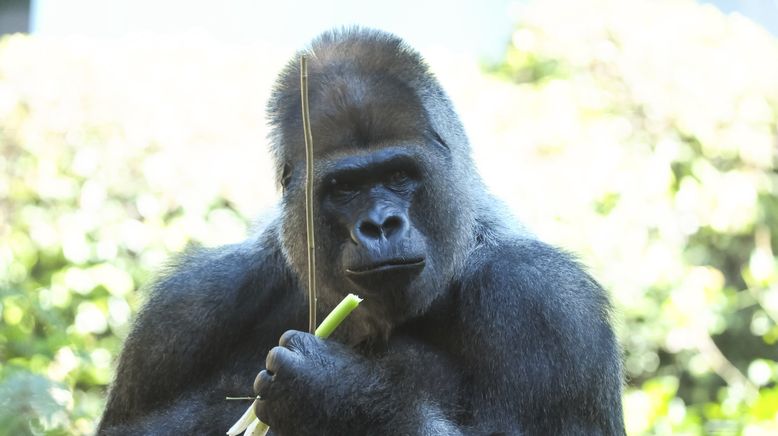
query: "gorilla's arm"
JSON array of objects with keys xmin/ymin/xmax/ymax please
[
  {"xmin": 99, "ymin": 235, "xmax": 622, "ymax": 435},
  {"xmin": 459, "ymin": 238, "xmax": 624, "ymax": 435},
  {"xmin": 254, "ymin": 331, "xmax": 466, "ymax": 436},
  {"xmin": 97, "ymin": 231, "xmax": 304, "ymax": 434}
]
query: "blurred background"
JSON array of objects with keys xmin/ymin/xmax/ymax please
[{"xmin": 1, "ymin": 0, "xmax": 777, "ymax": 434}]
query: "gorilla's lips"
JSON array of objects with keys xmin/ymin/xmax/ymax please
[
  {"xmin": 345, "ymin": 257, "xmax": 425, "ymax": 275},
  {"xmin": 344, "ymin": 258, "xmax": 425, "ymax": 291}
]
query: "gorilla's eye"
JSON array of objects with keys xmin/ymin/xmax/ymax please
[
  {"xmin": 388, "ymin": 170, "xmax": 410, "ymax": 186},
  {"xmin": 330, "ymin": 177, "xmax": 358, "ymax": 196}
]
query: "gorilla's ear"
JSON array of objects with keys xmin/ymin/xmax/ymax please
[
  {"xmin": 431, "ymin": 130, "xmax": 449, "ymax": 152},
  {"xmin": 281, "ymin": 162, "xmax": 292, "ymax": 192}
]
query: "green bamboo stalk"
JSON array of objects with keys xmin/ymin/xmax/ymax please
[{"xmin": 314, "ymin": 293, "xmax": 363, "ymax": 338}]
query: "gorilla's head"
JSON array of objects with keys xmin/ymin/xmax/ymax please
[{"xmin": 267, "ymin": 28, "xmax": 482, "ymax": 343}]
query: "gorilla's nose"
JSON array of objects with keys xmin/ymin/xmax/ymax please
[{"xmin": 350, "ymin": 211, "xmax": 408, "ymax": 245}]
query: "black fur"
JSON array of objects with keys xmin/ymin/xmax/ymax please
[{"xmin": 98, "ymin": 28, "xmax": 625, "ymax": 435}]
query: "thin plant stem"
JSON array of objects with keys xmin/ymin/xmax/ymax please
[{"xmin": 300, "ymin": 55, "xmax": 317, "ymax": 334}]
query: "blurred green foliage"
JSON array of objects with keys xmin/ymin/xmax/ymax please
[
  {"xmin": 489, "ymin": 1, "xmax": 778, "ymax": 434},
  {"xmin": 0, "ymin": 32, "xmax": 276, "ymax": 435},
  {"xmin": 1, "ymin": 0, "xmax": 777, "ymax": 434}
]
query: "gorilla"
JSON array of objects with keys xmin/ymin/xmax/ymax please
[{"xmin": 98, "ymin": 28, "xmax": 625, "ymax": 435}]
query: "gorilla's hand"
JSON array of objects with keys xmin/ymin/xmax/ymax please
[{"xmin": 253, "ymin": 330, "xmax": 375, "ymax": 434}]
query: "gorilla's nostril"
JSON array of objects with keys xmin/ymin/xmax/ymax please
[
  {"xmin": 382, "ymin": 216, "xmax": 403, "ymax": 236},
  {"xmin": 358, "ymin": 220, "xmax": 382, "ymax": 240}
]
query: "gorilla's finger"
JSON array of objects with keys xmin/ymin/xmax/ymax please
[
  {"xmin": 266, "ymin": 345, "xmax": 301, "ymax": 373},
  {"xmin": 253, "ymin": 369, "xmax": 273, "ymax": 396},
  {"xmin": 278, "ymin": 329, "xmax": 303, "ymax": 347},
  {"xmin": 279, "ymin": 329, "xmax": 321, "ymax": 354}
]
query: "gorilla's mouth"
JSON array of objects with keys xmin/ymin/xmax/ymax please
[{"xmin": 345, "ymin": 258, "xmax": 425, "ymax": 276}]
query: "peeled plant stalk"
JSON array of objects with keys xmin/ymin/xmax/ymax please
[
  {"xmin": 313, "ymin": 293, "xmax": 362, "ymax": 338},
  {"xmin": 225, "ymin": 404, "xmax": 257, "ymax": 436},
  {"xmin": 226, "ymin": 293, "xmax": 363, "ymax": 436}
]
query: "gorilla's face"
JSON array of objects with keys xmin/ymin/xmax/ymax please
[
  {"xmin": 280, "ymin": 138, "xmax": 459, "ymax": 341},
  {"xmin": 323, "ymin": 147, "xmax": 428, "ymax": 294},
  {"xmin": 316, "ymin": 144, "xmax": 445, "ymax": 317}
]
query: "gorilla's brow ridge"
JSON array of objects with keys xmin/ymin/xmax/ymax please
[{"xmin": 323, "ymin": 150, "xmax": 420, "ymax": 182}]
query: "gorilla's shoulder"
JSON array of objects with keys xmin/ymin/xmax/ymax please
[
  {"xmin": 456, "ymin": 236, "xmax": 613, "ymax": 361},
  {"xmin": 462, "ymin": 236, "xmax": 608, "ymax": 310},
  {"xmin": 466, "ymin": 236, "xmax": 567, "ymax": 273},
  {"xmin": 143, "ymin": 226, "xmax": 291, "ymax": 308}
]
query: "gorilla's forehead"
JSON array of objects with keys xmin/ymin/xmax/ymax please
[
  {"xmin": 268, "ymin": 29, "xmax": 462, "ymax": 170},
  {"xmin": 280, "ymin": 69, "xmax": 431, "ymax": 161}
]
